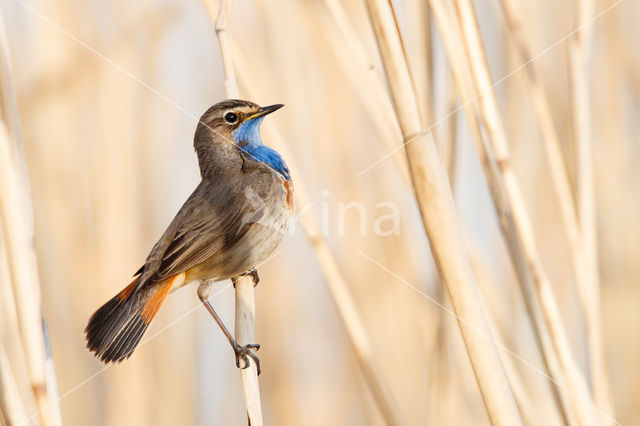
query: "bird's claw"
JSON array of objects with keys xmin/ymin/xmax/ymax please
[
  {"xmin": 233, "ymin": 343, "xmax": 261, "ymax": 375},
  {"xmin": 240, "ymin": 268, "xmax": 260, "ymax": 287}
]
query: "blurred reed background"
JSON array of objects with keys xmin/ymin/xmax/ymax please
[{"xmin": 0, "ymin": 0, "xmax": 638, "ymax": 425}]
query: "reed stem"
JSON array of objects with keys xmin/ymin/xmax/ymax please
[
  {"xmin": 203, "ymin": 0, "xmax": 262, "ymax": 424},
  {"xmin": 568, "ymin": 0, "xmax": 613, "ymax": 415},
  {"xmin": 0, "ymin": 10, "xmax": 62, "ymax": 426},
  {"xmin": 363, "ymin": 0, "xmax": 522, "ymax": 423},
  {"xmin": 450, "ymin": 0, "xmax": 599, "ymax": 423}
]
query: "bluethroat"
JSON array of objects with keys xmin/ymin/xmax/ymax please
[{"xmin": 85, "ymin": 100, "xmax": 294, "ymax": 374}]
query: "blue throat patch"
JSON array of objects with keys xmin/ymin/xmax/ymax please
[{"xmin": 232, "ymin": 117, "xmax": 290, "ymax": 180}]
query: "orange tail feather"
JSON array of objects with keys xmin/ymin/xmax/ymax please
[{"xmin": 85, "ymin": 275, "xmax": 180, "ymax": 363}]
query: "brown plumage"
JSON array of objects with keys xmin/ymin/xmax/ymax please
[{"xmin": 85, "ymin": 100, "xmax": 293, "ymax": 365}]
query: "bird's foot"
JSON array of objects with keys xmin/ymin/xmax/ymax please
[
  {"xmin": 233, "ymin": 342, "xmax": 261, "ymax": 375},
  {"xmin": 239, "ymin": 268, "xmax": 260, "ymax": 287}
]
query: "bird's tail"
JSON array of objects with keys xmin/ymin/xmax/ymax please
[{"xmin": 85, "ymin": 276, "xmax": 174, "ymax": 363}]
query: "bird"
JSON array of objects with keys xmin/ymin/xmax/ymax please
[{"xmin": 85, "ymin": 100, "xmax": 294, "ymax": 374}]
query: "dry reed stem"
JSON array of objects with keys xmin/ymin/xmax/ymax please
[
  {"xmin": 301, "ymin": 222, "xmax": 405, "ymax": 426},
  {"xmin": 0, "ymin": 124, "xmax": 58, "ymax": 426},
  {"xmin": 232, "ymin": 276, "xmax": 263, "ymax": 425},
  {"xmin": 203, "ymin": 0, "xmax": 238, "ymax": 98},
  {"xmin": 466, "ymin": 246, "xmax": 538, "ymax": 426},
  {"xmin": 498, "ymin": 0, "xmax": 580, "ymax": 246},
  {"xmin": 419, "ymin": 0, "xmax": 434, "ymax": 124},
  {"xmin": 0, "ymin": 13, "xmax": 62, "ymax": 426},
  {"xmin": 322, "ymin": 0, "xmax": 411, "ymax": 184},
  {"xmin": 442, "ymin": 68, "xmax": 458, "ymax": 183},
  {"xmin": 231, "ymin": 42, "xmax": 406, "ymax": 426},
  {"xmin": 568, "ymin": 0, "xmax": 613, "ymax": 416},
  {"xmin": 425, "ymin": 287, "xmax": 449, "ymax": 425},
  {"xmin": 426, "ymin": 0, "xmax": 506, "ymax": 203},
  {"xmin": 428, "ymin": 0, "xmax": 573, "ymax": 422},
  {"xmin": 362, "ymin": 0, "xmax": 522, "ymax": 424},
  {"xmin": 451, "ymin": 0, "xmax": 599, "ymax": 423},
  {"xmin": 500, "ymin": 0, "xmax": 612, "ymax": 416},
  {"xmin": 203, "ymin": 0, "xmax": 262, "ymax": 424},
  {"xmin": 427, "ymin": 0, "xmax": 496, "ymax": 205},
  {"xmin": 0, "ymin": 343, "xmax": 27, "ymax": 425}
]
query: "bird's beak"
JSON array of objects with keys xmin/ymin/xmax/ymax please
[{"xmin": 247, "ymin": 104, "xmax": 284, "ymax": 120}]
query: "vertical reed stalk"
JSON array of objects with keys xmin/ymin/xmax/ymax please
[
  {"xmin": 569, "ymin": 0, "xmax": 613, "ymax": 416},
  {"xmin": 0, "ymin": 347, "xmax": 27, "ymax": 426},
  {"xmin": 442, "ymin": 68, "xmax": 458, "ymax": 183},
  {"xmin": 0, "ymin": 11, "xmax": 62, "ymax": 426},
  {"xmin": 451, "ymin": 0, "xmax": 600, "ymax": 423},
  {"xmin": 428, "ymin": 0, "xmax": 572, "ymax": 422},
  {"xmin": 362, "ymin": 0, "xmax": 522, "ymax": 424},
  {"xmin": 467, "ymin": 246, "xmax": 537, "ymax": 426},
  {"xmin": 421, "ymin": 2, "xmax": 434, "ymax": 125},
  {"xmin": 501, "ymin": 0, "xmax": 613, "ymax": 416},
  {"xmin": 202, "ymin": 0, "xmax": 263, "ymax": 424}
]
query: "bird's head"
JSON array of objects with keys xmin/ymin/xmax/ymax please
[{"xmin": 196, "ymin": 99, "xmax": 284, "ymax": 148}]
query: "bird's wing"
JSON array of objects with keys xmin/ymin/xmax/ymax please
[{"xmin": 136, "ymin": 180, "xmax": 252, "ymax": 285}]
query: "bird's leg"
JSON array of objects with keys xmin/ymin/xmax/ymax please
[
  {"xmin": 197, "ymin": 282, "xmax": 261, "ymax": 374},
  {"xmin": 238, "ymin": 268, "xmax": 260, "ymax": 287}
]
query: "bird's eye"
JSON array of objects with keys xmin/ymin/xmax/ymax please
[{"xmin": 224, "ymin": 112, "xmax": 238, "ymax": 124}]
